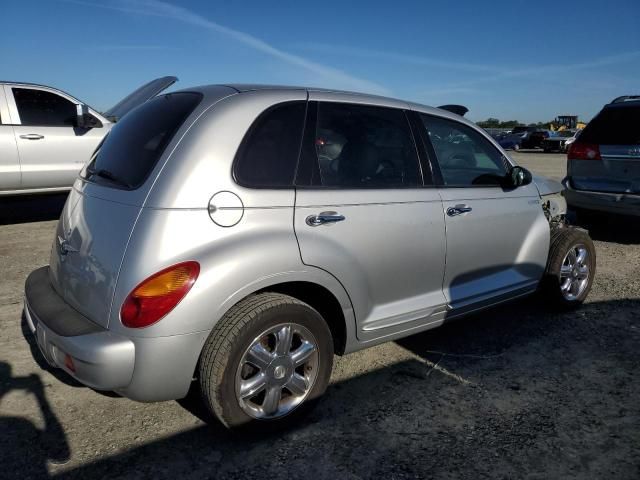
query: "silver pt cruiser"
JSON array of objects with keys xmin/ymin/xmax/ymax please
[{"xmin": 24, "ymin": 85, "xmax": 596, "ymax": 428}]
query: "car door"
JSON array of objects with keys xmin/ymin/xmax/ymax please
[
  {"xmin": 294, "ymin": 96, "xmax": 448, "ymax": 342},
  {"xmin": 0, "ymin": 86, "xmax": 21, "ymax": 191},
  {"xmin": 5, "ymin": 85, "xmax": 106, "ymax": 190},
  {"xmin": 416, "ymin": 112, "xmax": 549, "ymax": 312}
]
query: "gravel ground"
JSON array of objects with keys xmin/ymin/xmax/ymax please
[{"xmin": 1, "ymin": 151, "xmax": 639, "ymax": 479}]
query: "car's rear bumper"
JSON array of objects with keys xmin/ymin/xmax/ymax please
[
  {"xmin": 24, "ymin": 266, "xmax": 208, "ymax": 401},
  {"xmin": 562, "ymin": 177, "xmax": 640, "ymax": 216}
]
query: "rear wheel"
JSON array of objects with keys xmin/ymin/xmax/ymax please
[
  {"xmin": 199, "ymin": 293, "xmax": 333, "ymax": 429},
  {"xmin": 543, "ymin": 227, "xmax": 596, "ymax": 308}
]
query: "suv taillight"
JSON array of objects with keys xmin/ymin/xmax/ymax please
[
  {"xmin": 568, "ymin": 142, "xmax": 601, "ymax": 161},
  {"xmin": 120, "ymin": 261, "xmax": 200, "ymax": 328}
]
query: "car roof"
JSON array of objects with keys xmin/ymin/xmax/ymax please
[
  {"xmin": 604, "ymin": 99, "xmax": 640, "ymax": 109},
  {"xmin": 0, "ymin": 80, "xmax": 54, "ymax": 88},
  {"xmin": 185, "ymin": 83, "xmax": 474, "ymax": 124},
  {"xmin": 221, "ymin": 83, "xmax": 411, "ymax": 109}
]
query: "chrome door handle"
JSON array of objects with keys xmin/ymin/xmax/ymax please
[
  {"xmin": 306, "ymin": 211, "xmax": 345, "ymax": 226},
  {"xmin": 446, "ymin": 204, "xmax": 472, "ymax": 217},
  {"xmin": 20, "ymin": 134, "xmax": 44, "ymax": 140}
]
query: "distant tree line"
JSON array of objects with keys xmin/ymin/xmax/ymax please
[{"xmin": 476, "ymin": 118, "xmax": 549, "ymax": 129}]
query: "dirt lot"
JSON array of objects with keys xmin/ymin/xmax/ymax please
[{"xmin": 1, "ymin": 151, "xmax": 639, "ymax": 479}]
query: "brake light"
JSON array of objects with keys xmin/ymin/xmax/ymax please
[
  {"xmin": 120, "ymin": 261, "xmax": 200, "ymax": 328},
  {"xmin": 64, "ymin": 353, "xmax": 76, "ymax": 372},
  {"xmin": 568, "ymin": 142, "xmax": 601, "ymax": 161}
]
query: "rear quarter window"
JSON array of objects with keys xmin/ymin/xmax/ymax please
[
  {"xmin": 85, "ymin": 92, "xmax": 202, "ymax": 189},
  {"xmin": 233, "ymin": 101, "xmax": 306, "ymax": 188},
  {"xmin": 580, "ymin": 105, "xmax": 640, "ymax": 145}
]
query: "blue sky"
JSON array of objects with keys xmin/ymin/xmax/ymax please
[{"xmin": 2, "ymin": 0, "xmax": 639, "ymax": 123}]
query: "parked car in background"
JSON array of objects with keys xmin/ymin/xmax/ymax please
[
  {"xmin": 494, "ymin": 131, "xmax": 523, "ymax": 150},
  {"xmin": 522, "ymin": 129, "xmax": 555, "ymax": 149},
  {"xmin": 543, "ymin": 130, "xmax": 578, "ymax": 152},
  {"xmin": 0, "ymin": 76, "xmax": 177, "ymax": 195},
  {"xmin": 502, "ymin": 125, "xmax": 540, "ymax": 150},
  {"xmin": 563, "ymin": 95, "xmax": 640, "ymax": 217},
  {"xmin": 24, "ymin": 84, "xmax": 594, "ymax": 429}
]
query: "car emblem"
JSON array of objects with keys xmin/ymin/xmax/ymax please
[{"xmin": 57, "ymin": 235, "xmax": 78, "ymax": 256}]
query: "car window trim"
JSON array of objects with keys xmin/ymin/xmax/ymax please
[
  {"xmin": 231, "ymin": 100, "xmax": 308, "ymax": 190},
  {"xmin": 10, "ymin": 86, "xmax": 80, "ymax": 127},
  {"xmin": 0, "ymin": 86, "xmax": 10, "ymax": 124},
  {"xmin": 294, "ymin": 100, "xmax": 428, "ymax": 190},
  {"xmin": 82, "ymin": 91, "xmax": 203, "ymax": 191},
  {"xmin": 417, "ymin": 112, "xmax": 513, "ymax": 189},
  {"xmin": 3, "ymin": 85, "xmax": 107, "ymax": 127},
  {"xmin": 407, "ymin": 110, "xmax": 441, "ymax": 187}
]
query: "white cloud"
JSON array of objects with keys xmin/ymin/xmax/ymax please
[{"xmin": 64, "ymin": 0, "xmax": 390, "ymax": 95}]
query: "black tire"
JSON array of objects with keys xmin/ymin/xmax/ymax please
[
  {"xmin": 542, "ymin": 226, "xmax": 596, "ymax": 309},
  {"xmin": 199, "ymin": 292, "xmax": 333, "ymax": 430}
]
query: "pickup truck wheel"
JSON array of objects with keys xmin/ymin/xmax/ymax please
[
  {"xmin": 543, "ymin": 227, "xmax": 596, "ymax": 308},
  {"xmin": 199, "ymin": 293, "xmax": 333, "ymax": 429}
]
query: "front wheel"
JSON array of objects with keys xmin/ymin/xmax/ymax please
[
  {"xmin": 542, "ymin": 227, "xmax": 596, "ymax": 308},
  {"xmin": 199, "ymin": 293, "xmax": 333, "ymax": 429}
]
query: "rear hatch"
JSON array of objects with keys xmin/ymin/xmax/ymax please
[
  {"xmin": 103, "ymin": 76, "xmax": 178, "ymax": 121},
  {"xmin": 570, "ymin": 103, "xmax": 640, "ymax": 193},
  {"xmin": 48, "ymin": 91, "xmax": 204, "ymax": 328}
]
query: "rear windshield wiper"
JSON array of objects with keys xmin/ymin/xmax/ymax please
[{"xmin": 86, "ymin": 167, "xmax": 132, "ymax": 189}]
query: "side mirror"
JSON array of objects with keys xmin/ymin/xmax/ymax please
[
  {"xmin": 75, "ymin": 104, "xmax": 102, "ymax": 129},
  {"xmin": 506, "ymin": 165, "xmax": 532, "ymax": 188}
]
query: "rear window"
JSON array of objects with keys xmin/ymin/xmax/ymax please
[
  {"xmin": 84, "ymin": 92, "xmax": 202, "ymax": 189},
  {"xmin": 580, "ymin": 105, "xmax": 640, "ymax": 145}
]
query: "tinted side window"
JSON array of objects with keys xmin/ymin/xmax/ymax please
[
  {"xmin": 234, "ymin": 102, "xmax": 306, "ymax": 188},
  {"xmin": 579, "ymin": 106, "xmax": 640, "ymax": 145},
  {"xmin": 13, "ymin": 88, "xmax": 77, "ymax": 126},
  {"xmin": 84, "ymin": 92, "xmax": 202, "ymax": 189},
  {"xmin": 420, "ymin": 115, "xmax": 508, "ymax": 187},
  {"xmin": 302, "ymin": 102, "xmax": 420, "ymax": 188}
]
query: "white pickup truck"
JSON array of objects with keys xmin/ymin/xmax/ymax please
[{"xmin": 0, "ymin": 76, "xmax": 176, "ymax": 195}]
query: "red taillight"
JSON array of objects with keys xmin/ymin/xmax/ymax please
[
  {"xmin": 568, "ymin": 142, "xmax": 601, "ymax": 161},
  {"xmin": 64, "ymin": 353, "xmax": 76, "ymax": 372},
  {"xmin": 120, "ymin": 261, "xmax": 200, "ymax": 328}
]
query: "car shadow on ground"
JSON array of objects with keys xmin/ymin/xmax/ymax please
[
  {"xmin": 569, "ymin": 209, "xmax": 640, "ymax": 244},
  {"xmin": 0, "ymin": 193, "xmax": 68, "ymax": 226},
  {"xmin": 4, "ymin": 296, "xmax": 638, "ymax": 479}
]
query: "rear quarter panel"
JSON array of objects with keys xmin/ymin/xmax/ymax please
[{"xmin": 107, "ymin": 206, "xmax": 354, "ymax": 338}]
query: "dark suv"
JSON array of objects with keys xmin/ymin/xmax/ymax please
[
  {"xmin": 522, "ymin": 129, "xmax": 553, "ymax": 149},
  {"xmin": 563, "ymin": 95, "xmax": 640, "ymax": 217}
]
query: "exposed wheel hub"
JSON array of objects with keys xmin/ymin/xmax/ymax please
[{"xmin": 272, "ymin": 364, "xmax": 287, "ymax": 380}]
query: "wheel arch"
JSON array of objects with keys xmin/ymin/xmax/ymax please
[
  {"xmin": 212, "ymin": 269, "xmax": 356, "ymax": 356},
  {"xmin": 256, "ymin": 281, "xmax": 349, "ymax": 355}
]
